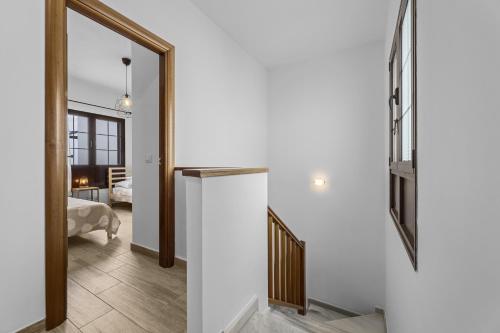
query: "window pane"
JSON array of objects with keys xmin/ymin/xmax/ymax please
[
  {"xmin": 68, "ymin": 148, "xmax": 74, "ymax": 165},
  {"xmin": 68, "ymin": 115, "xmax": 74, "ymax": 132},
  {"xmin": 401, "ymin": 0, "xmax": 412, "ymax": 161},
  {"xmin": 76, "ymin": 116, "xmax": 88, "ymax": 133},
  {"xmin": 109, "ymin": 121, "xmax": 118, "ymax": 136},
  {"xmin": 74, "ymin": 149, "xmax": 88, "ymax": 165},
  {"xmin": 74, "ymin": 132, "xmax": 88, "ymax": 149},
  {"xmin": 109, "ymin": 151, "xmax": 118, "ymax": 165},
  {"xmin": 96, "ymin": 134, "xmax": 108, "ymax": 150},
  {"xmin": 109, "ymin": 136, "xmax": 118, "ymax": 150},
  {"xmin": 96, "ymin": 150, "xmax": 108, "ymax": 165},
  {"xmin": 402, "ymin": 111, "xmax": 412, "ymax": 161},
  {"xmin": 69, "ymin": 137, "xmax": 74, "ymax": 149},
  {"xmin": 96, "ymin": 119, "xmax": 108, "ymax": 135}
]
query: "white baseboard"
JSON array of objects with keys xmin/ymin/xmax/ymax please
[{"xmin": 223, "ymin": 296, "xmax": 258, "ymax": 333}]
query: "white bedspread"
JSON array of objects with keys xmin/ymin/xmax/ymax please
[
  {"xmin": 111, "ymin": 187, "xmax": 132, "ymax": 203},
  {"xmin": 68, "ymin": 197, "xmax": 121, "ymax": 237}
]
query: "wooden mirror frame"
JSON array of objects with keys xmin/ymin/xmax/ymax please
[{"xmin": 46, "ymin": 0, "xmax": 175, "ymax": 328}]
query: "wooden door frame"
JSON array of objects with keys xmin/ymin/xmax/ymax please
[{"xmin": 45, "ymin": 0, "xmax": 175, "ymax": 329}]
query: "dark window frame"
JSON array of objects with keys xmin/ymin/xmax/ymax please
[
  {"xmin": 389, "ymin": 0, "xmax": 418, "ymax": 270},
  {"xmin": 68, "ymin": 109, "xmax": 126, "ymax": 188}
]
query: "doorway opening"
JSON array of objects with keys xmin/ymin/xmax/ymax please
[{"xmin": 46, "ymin": 0, "xmax": 175, "ymax": 329}]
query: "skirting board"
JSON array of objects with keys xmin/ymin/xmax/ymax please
[
  {"xmin": 309, "ymin": 298, "xmax": 360, "ymax": 317},
  {"xmin": 16, "ymin": 319, "xmax": 45, "ymax": 333},
  {"xmin": 223, "ymin": 295, "xmax": 259, "ymax": 333},
  {"xmin": 130, "ymin": 242, "xmax": 186, "ymax": 268}
]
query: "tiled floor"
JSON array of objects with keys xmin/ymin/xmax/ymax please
[
  {"xmin": 241, "ymin": 304, "xmax": 386, "ymax": 333},
  {"xmin": 46, "ymin": 207, "xmax": 187, "ymax": 333}
]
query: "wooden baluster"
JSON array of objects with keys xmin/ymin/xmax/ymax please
[
  {"xmin": 298, "ymin": 241, "xmax": 306, "ymax": 315},
  {"xmin": 286, "ymin": 236, "xmax": 292, "ymax": 303},
  {"xmin": 268, "ymin": 216, "xmax": 273, "ymax": 299},
  {"xmin": 290, "ymin": 239, "xmax": 297, "ymax": 304},
  {"xmin": 294, "ymin": 243, "xmax": 300, "ymax": 304},
  {"xmin": 274, "ymin": 223, "xmax": 280, "ymax": 300},
  {"xmin": 280, "ymin": 228, "xmax": 286, "ymax": 302}
]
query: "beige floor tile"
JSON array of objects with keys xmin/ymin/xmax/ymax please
[
  {"xmin": 68, "ymin": 258, "xmax": 88, "ymax": 273},
  {"xmin": 41, "ymin": 320, "xmax": 81, "ymax": 333},
  {"xmin": 174, "ymin": 293, "xmax": 187, "ymax": 310},
  {"xmin": 69, "ymin": 264, "xmax": 120, "ymax": 294},
  {"xmin": 67, "ymin": 279, "xmax": 112, "ymax": 328},
  {"xmin": 108, "ymin": 263, "xmax": 185, "ymax": 305},
  {"xmin": 71, "ymin": 248, "xmax": 126, "ymax": 273},
  {"xmin": 116, "ymin": 251, "xmax": 187, "ymax": 281},
  {"xmin": 80, "ymin": 310, "xmax": 148, "ymax": 333},
  {"xmin": 97, "ymin": 283, "xmax": 186, "ymax": 333},
  {"xmin": 326, "ymin": 313, "xmax": 386, "ymax": 333}
]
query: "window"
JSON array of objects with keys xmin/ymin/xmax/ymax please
[
  {"xmin": 68, "ymin": 110, "xmax": 125, "ymax": 188},
  {"xmin": 389, "ymin": 0, "xmax": 417, "ymax": 269},
  {"xmin": 68, "ymin": 114, "xmax": 89, "ymax": 165}
]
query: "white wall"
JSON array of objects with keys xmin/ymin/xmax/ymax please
[
  {"xmin": 131, "ymin": 43, "xmax": 160, "ymax": 251},
  {"xmin": 186, "ymin": 173, "xmax": 268, "ymax": 333},
  {"xmin": 268, "ymin": 42, "xmax": 386, "ymax": 314},
  {"xmin": 0, "ymin": 0, "xmax": 267, "ymax": 331},
  {"xmin": 384, "ymin": 1, "xmax": 500, "ymax": 332},
  {"xmin": 0, "ymin": 2, "xmax": 45, "ymax": 332},
  {"xmin": 103, "ymin": 0, "xmax": 268, "ymax": 167}
]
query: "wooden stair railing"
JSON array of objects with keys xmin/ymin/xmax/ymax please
[{"xmin": 268, "ymin": 207, "xmax": 307, "ymax": 315}]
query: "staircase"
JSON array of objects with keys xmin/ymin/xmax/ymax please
[
  {"xmin": 267, "ymin": 207, "xmax": 307, "ymax": 315},
  {"xmin": 260, "ymin": 208, "xmax": 386, "ymax": 333}
]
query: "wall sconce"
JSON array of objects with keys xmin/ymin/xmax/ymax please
[
  {"xmin": 314, "ymin": 178, "xmax": 326, "ymax": 186},
  {"xmin": 79, "ymin": 177, "xmax": 89, "ymax": 188}
]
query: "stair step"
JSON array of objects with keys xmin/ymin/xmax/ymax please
[{"xmin": 325, "ymin": 313, "xmax": 386, "ymax": 333}]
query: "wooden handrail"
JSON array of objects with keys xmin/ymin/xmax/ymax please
[
  {"xmin": 181, "ymin": 167, "xmax": 268, "ymax": 178},
  {"xmin": 268, "ymin": 207, "xmax": 307, "ymax": 315},
  {"xmin": 268, "ymin": 207, "xmax": 304, "ymax": 248}
]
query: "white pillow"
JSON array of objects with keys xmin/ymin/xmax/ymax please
[{"xmin": 115, "ymin": 178, "xmax": 132, "ymax": 189}]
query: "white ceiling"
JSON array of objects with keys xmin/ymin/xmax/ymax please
[
  {"xmin": 191, "ymin": 0, "xmax": 389, "ymax": 67},
  {"xmin": 68, "ymin": 9, "xmax": 131, "ymax": 92}
]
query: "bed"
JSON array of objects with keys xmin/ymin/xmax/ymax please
[
  {"xmin": 68, "ymin": 197, "xmax": 121, "ymax": 239},
  {"xmin": 67, "ymin": 162, "xmax": 121, "ymax": 238},
  {"xmin": 108, "ymin": 167, "xmax": 132, "ymax": 205}
]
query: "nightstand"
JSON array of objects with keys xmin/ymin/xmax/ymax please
[{"xmin": 71, "ymin": 186, "xmax": 100, "ymax": 202}]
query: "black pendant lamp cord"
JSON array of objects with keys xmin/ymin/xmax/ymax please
[{"xmin": 125, "ymin": 65, "xmax": 128, "ymax": 97}]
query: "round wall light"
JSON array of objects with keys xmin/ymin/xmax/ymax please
[{"xmin": 314, "ymin": 178, "xmax": 326, "ymax": 186}]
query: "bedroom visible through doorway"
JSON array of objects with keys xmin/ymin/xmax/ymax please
[{"xmin": 44, "ymin": 0, "xmax": 179, "ymax": 329}]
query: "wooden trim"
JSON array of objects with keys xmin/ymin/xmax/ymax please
[
  {"xmin": 131, "ymin": 242, "xmax": 159, "ymax": 258},
  {"xmin": 268, "ymin": 298, "xmax": 304, "ymax": 311},
  {"xmin": 131, "ymin": 243, "xmax": 186, "ymax": 268},
  {"xmin": 16, "ymin": 319, "xmax": 46, "ymax": 333},
  {"xmin": 45, "ymin": 0, "xmax": 68, "ymax": 329},
  {"xmin": 158, "ymin": 50, "xmax": 176, "ymax": 268},
  {"xmin": 46, "ymin": 0, "xmax": 175, "ymax": 328},
  {"xmin": 308, "ymin": 298, "xmax": 360, "ymax": 317},
  {"xmin": 182, "ymin": 168, "xmax": 268, "ymax": 178},
  {"xmin": 174, "ymin": 166, "xmax": 232, "ymax": 171},
  {"xmin": 66, "ymin": 0, "xmax": 173, "ymax": 53}
]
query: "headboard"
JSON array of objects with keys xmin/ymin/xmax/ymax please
[{"xmin": 108, "ymin": 167, "xmax": 131, "ymax": 204}]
